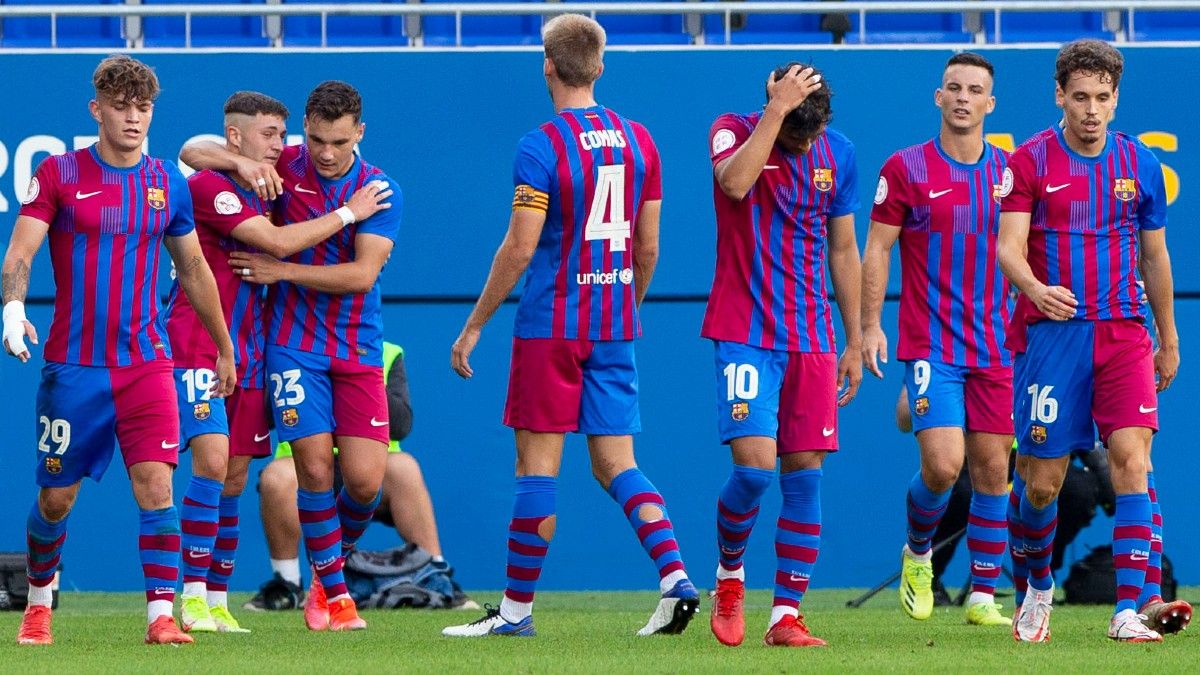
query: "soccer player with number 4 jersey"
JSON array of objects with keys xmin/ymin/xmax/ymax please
[
  {"xmin": 861, "ymin": 53, "xmax": 1015, "ymax": 628},
  {"xmin": 444, "ymin": 14, "xmax": 698, "ymax": 639},
  {"xmin": 998, "ymin": 39, "xmax": 1185, "ymax": 643},
  {"xmin": 705, "ymin": 63, "xmax": 863, "ymax": 648},
  {"xmin": 2, "ymin": 55, "xmax": 236, "ymax": 646}
]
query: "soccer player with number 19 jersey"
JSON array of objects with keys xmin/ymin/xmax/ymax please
[
  {"xmin": 445, "ymin": 14, "xmax": 697, "ymax": 639},
  {"xmin": 998, "ymin": 39, "xmax": 1183, "ymax": 643}
]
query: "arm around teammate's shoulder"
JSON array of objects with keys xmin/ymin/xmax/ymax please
[{"xmin": 180, "ymin": 140, "xmax": 283, "ymax": 201}]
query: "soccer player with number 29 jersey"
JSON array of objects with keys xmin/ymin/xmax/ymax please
[
  {"xmin": 2, "ymin": 56, "xmax": 236, "ymax": 646},
  {"xmin": 861, "ymin": 53, "xmax": 1015, "ymax": 628},
  {"xmin": 998, "ymin": 39, "xmax": 1185, "ymax": 643},
  {"xmin": 445, "ymin": 14, "xmax": 698, "ymax": 639},
  {"xmin": 705, "ymin": 63, "xmax": 863, "ymax": 648}
]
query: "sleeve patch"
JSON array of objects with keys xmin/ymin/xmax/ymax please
[
  {"xmin": 873, "ymin": 176, "xmax": 888, "ymax": 205},
  {"xmin": 214, "ymin": 191, "xmax": 244, "ymax": 216},
  {"xmin": 998, "ymin": 167, "xmax": 1014, "ymax": 198},
  {"xmin": 512, "ymin": 184, "xmax": 549, "ymax": 212},
  {"xmin": 21, "ymin": 177, "xmax": 40, "ymax": 205},
  {"xmin": 712, "ymin": 129, "xmax": 736, "ymax": 156}
]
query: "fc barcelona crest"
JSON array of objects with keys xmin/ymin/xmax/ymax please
[
  {"xmin": 44, "ymin": 457, "xmax": 62, "ymax": 475},
  {"xmin": 1113, "ymin": 178, "xmax": 1136, "ymax": 202},
  {"xmin": 812, "ymin": 167, "xmax": 834, "ymax": 192},
  {"xmin": 731, "ymin": 402, "xmax": 750, "ymax": 422},
  {"xmin": 147, "ymin": 187, "xmax": 166, "ymax": 210},
  {"xmin": 992, "ymin": 182, "xmax": 1006, "ymax": 205},
  {"xmin": 193, "ymin": 402, "xmax": 211, "ymax": 421},
  {"xmin": 1031, "ymin": 425, "xmax": 1047, "ymax": 444},
  {"xmin": 914, "ymin": 396, "xmax": 930, "ymax": 416},
  {"xmin": 282, "ymin": 408, "xmax": 300, "ymax": 427}
]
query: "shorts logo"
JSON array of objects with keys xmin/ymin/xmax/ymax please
[
  {"xmin": 44, "ymin": 457, "xmax": 62, "ymax": 475},
  {"xmin": 193, "ymin": 402, "xmax": 211, "ymax": 421},
  {"xmin": 812, "ymin": 167, "xmax": 834, "ymax": 192},
  {"xmin": 731, "ymin": 402, "xmax": 750, "ymax": 422},
  {"xmin": 1113, "ymin": 178, "xmax": 1137, "ymax": 202},
  {"xmin": 1031, "ymin": 425, "xmax": 1047, "ymax": 444},
  {"xmin": 282, "ymin": 408, "xmax": 299, "ymax": 427},
  {"xmin": 147, "ymin": 187, "xmax": 166, "ymax": 211},
  {"xmin": 914, "ymin": 396, "xmax": 930, "ymax": 416}
]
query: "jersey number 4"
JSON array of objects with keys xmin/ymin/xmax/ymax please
[{"xmin": 585, "ymin": 164, "xmax": 632, "ymax": 252}]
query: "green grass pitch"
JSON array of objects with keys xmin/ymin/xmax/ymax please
[{"xmin": 0, "ymin": 589, "xmax": 1195, "ymax": 673}]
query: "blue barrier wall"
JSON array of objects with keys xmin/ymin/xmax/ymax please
[{"xmin": 0, "ymin": 48, "xmax": 1195, "ymax": 593}]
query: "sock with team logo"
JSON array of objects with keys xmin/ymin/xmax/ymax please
[
  {"xmin": 1008, "ymin": 471, "xmax": 1029, "ymax": 606},
  {"xmin": 772, "ymin": 469, "xmax": 821, "ymax": 624},
  {"xmin": 26, "ymin": 505, "xmax": 67, "ymax": 608},
  {"xmin": 1138, "ymin": 472, "xmax": 1164, "ymax": 606},
  {"xmin": 207, "ymin": 495, "xmax": 240, "ymax": 608},
  {"xmin": 180, "ymin": 475, "xmax": 222, "ymax": 597},
  {"xmin": 500, "ymin": 475, "xmax": 556, "ymax": 622},
  {"xmin": 298, "ymin": 488, "xmax": 349, "ymax": 600},
  {"xmin": 1019, "ymin": 491, "xmax": 1057, "ymax": 593},
  {"xmin": 140, "ymin": 507, "xmax": 181, "ymax": 622},
  {"xmin": 906, "ymin": 471, "xmax": 951, "ymax": 556},
  {"xmin": 716, "ymin": 465, "xmax": 775, "ymax": 580},
  {"xmin": 607, "ymin": 468, "xmax": 689, "ymax": 594},
  {"xmin": 336, "ymin": 487, "xmax": 381, "ymax": 555},
  {"xmin": 966, "ymin": 492, "xmax": 1007, "ymax": 598},
  {"xmin": 1112, "ymin": 492, "xmax": 1153, "ymax": 615}
]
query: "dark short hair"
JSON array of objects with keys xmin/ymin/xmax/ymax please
[
  {"xmin": 1055, "ymin": 39, "xmax": 1123, "ymax": 89},
  {"xmin": 223, "ymin": 91, "xmax": 289, "ymax": 120},
  {"xmin": 305, "ymin": 81, "xmax": 362, "ymax": 124},
  {"xmin": 946, "ymin": 51, "xmax": 994, "ymax": 77},
  {"xmin": 765, "ymin": 62, "xmax": 833, "ymax": 141},
  {"xmin": 93, "ymin": 54, "xmax": 159, "ymax": 103}
]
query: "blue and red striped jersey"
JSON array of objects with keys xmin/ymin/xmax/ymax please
[
  {"xmin": 165, "ymin": 170, "xmax": 270, "ymax": 388},
  {"xmin": 266, "ymin": 144, "xmax": 402, "ymax": 367},
  {"xmin": 19, "ymin": 145, "xmax": 195, "ymax": 367},
  {"xmin": 871, "ymin": 138, "xmax": 1013, "ymax": 368},
  {"xmin": 1001, "ymin": 126, "xmax": 1166, "ymax": 351},
  {"xmin": 701, "ymin": 112, "xmax": 859, "ymax": 353},
  {"xmin": 510, "ymin": 105, "xmax": 661, "ymax": 341}
]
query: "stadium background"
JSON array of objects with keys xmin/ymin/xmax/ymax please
[{"xmin": 0, "ymin": 46, "xmax": 1195, "ymax": 594}]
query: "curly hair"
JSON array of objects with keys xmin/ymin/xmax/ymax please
[
  {"xmin": 766, "ymin": 62, "xmax": 833, "ymax": 141},
  {"xmin": 224, "ymin": 91, "xmax": 289, "ymax": 120},
  {"xmin": 1055, "ymin": 39, "xmax": 1123, "ymax": 89},
  {"xmin": 542, "ymin": 14, "xmax": 606, "ymax": 88},
  {"xmin": 93, "ymin": 54, "xmax": 160, "ymax": 103},
  {"xmin": 305, "ymin": 81, "xmax": 362, "ymax": 124}
]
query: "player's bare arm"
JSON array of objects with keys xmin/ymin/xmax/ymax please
[
  {"xmin": 1139, "ymin": 228, "xmax": 1179, "ymax": 391},
  {"xmin": 230, "ymin": 232, "xmax": 393, "ymax": 294},
  {"xmin": 714, "ymin": 66, "xmax": 822, "ymax": 200},
  {"xmin": 997, "ymin": 211, "xmax": 1077, "ymax": 321},
  {"xmin": 451, "ymin": 208, "xmax": 547, "ymax": 379},
  {"xmin": 632, "ymin": 199, "xmax": 661, "ymax": 306},
  {"xmin": 828, "ymin": 213, "xmax": 863, "ymax": 406},
  {"xmin": 1, "ymin": 216, "xmax": 48, "ymax": 362},
  {"xmin": 860, "ymin": 220, "xmax": 902, "ymax": 378},
  {"xmin": 181, "ymin": 140, "xmax": 282, "ymax": 200},
  {"xmin": 165, "ymin": 232, "xmax": 237, "ymax": 397},
  {"xmin": 231, "ymin": 180, "xmax": 392, "ymax": 259}
]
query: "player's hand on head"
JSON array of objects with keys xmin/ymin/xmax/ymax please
[
  {"xmin": 1153, "ymin": 343, "xmax": 1179, "ymax": 392},
  {"xmin": 836, "ymin": 348, "xmax": 863, "ymax": 407},
  {"xmin": 229, "ymin": 251, "xmax": 285, "ymax": 285},
  {"xmin": 236, "ymin": 156, "xmax": 283, "ymax": 201},
  {"xmin": 346, "ymin": 179, "xmax": 393, "ymax": 223},
  {"xmin": 861, "ymin": 326, "xmax": 888, "ymax": 379},
  {"xmin": 765, "ymin": 65, "xmax": 822, "ymax": 116},
  {"xmin": 212, "ymin": 351, "xmax": 237, "ymax": 398},
  {"xmin": 1031, "ymin": 284, "xmax": 1078, "ymax": 321},
  {"xmin": 451, "ymin": 326, "xmax": 481, "ymax": 379}
]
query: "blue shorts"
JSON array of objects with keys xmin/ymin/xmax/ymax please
[
  {"xmin": 265, "ymin": 345, "xmax": 389, "ymax": 445},
  {"xmin": 174, "ymin": 367, "xmax": 229, "ymax": 448},
  {"xmin": 903, "ymin": 360, "xmax": 1014, "ymax": 435}
]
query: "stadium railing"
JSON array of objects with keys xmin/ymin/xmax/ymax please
[{"xmin": 0, "ymin": 1, "xmax": 1198, "ymax": 49}]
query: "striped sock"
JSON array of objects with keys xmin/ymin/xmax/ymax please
[
  {"xmin": 180, "ymin": 476, "xmax": 222, "ymax": 594},
  {"xmin": 607, "ymin": 468, "xmax": 688, "ymax": 593},
  {"xmin": 716, "ymin": 465, "xmax": 774, "ymax": 579},
  {"xmin": 500, "ymin": 475, "xmax": 555, "ymax": 622},
  {"xmin": 1112, "ymin": 492, "xmax": 1152, "ymax": 615},
  {"xmin": 1020, "ymin": 491, "xmax": 1057, "ymax": 593},
  {"xmin": 206, "ymin": 495, "xmax": 240, "ymax": 607},
  {"xmin": 140, "ymin": 507, "xmax": 181, "ymax": 622},
  {"xmin": 1138, "ymin": 472, "xmax": 1164, "ymax": 607},
  {"xmin": 26, "ymin": 506, "xmax": 66, "ymax": 608},
  {"xmin": 966, "ymin": 492, "xmax": 1007, "ymax": 597},
  {"xmin": 773, "ymin": 469, "xmax": 821, "ymax": 620},
  {"xmin": 297, "ymin": 489, "xmax": 348, "ymax": 600},
  {"xmin": 1008, "ymin": 472, "xmax": 1029, "ymax": 606},
  {"xmin": 906, "ymin": 471, "xmax": 951, "ymax": 556},
  {"xmin": 336, "ymin": 487, "xmax": 381, "ymax": 555}
]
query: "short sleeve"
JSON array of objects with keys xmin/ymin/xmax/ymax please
[
  {"xmin": 18, "ymin": 157, "xmax": 61, "ymax": 224},
  {"xmin": 513, "ymin": 131, "xmax": 555, "ymax": 194},
  {"xmin": 356, "ymin": 175, "xmax": 403, "ymax": 242},
  {"xmin": 1000, "ymin": 146, "xmax": 1038, "ymax": 214},
  {"xmin": 1136, "ymin": 146, "xmax": 1167, "ymax": 231},
  {"xmin": 636, "ymin": 124, "xmax": 662, "ymax": 201},
  {"xmin": 709, "ymin": 113, "xmax": 750, "ymax": 168},
  {"xmin": 869, "ymin": 153, "xmax": 910, "ymax": 227},
  {"xmin": 166, "ymin": 163, "xmax": 196, "ymax": 237},
  {"xmin": 830, "ymin": 139, "xmax": 859, "ymax": 218},
  {"xmin": 188, "ymin": 172, "xmax": 258, "ymax": 238}
]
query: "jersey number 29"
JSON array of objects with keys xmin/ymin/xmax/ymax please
[{"xmin": 585, "ymin": 164, "xmax": 631, "ymax": 252}]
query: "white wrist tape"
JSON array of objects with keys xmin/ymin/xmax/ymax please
[
  {"xmin": 3, "ymin": 300, "xmax": 28, "ymax": 355},
  {"xmin": 335, "ymin": 206, "xmax": 356, "ymax": 227}
]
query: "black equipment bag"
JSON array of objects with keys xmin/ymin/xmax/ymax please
[{"xmin": 1063, "ymin": 545, "xmax": 1177, "ymax": 604}]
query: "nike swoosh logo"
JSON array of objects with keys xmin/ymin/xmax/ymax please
[
  {"xmin": 76, "ymin": 190, "xmax": 102, "ymax": 199},
  {"xmin": 763, "ymin": 165, "xmax": 781, "ymax": 170},
  {"xmin": 789, "ymin": 574, "xmax": 806, "ymax": 582},
  {"xmin": 314, "ymin": 559, "xmax": 337, "ymax": 572},
  {"xmin": 928, "ymin": 188, "xmax": 953, "ymax": 199},
  {"xmin": 1139, "ymin": 405, "xmax": 1157, "ymax": 413},
  {"xmin": 369, "ymin": 418, "xmax": 387, "ymax": 427},
  {"xmin": 161, "ymin": 441, "xmax": 179, "ymax": 449},
  {"xmin": 1046, "ymin": 183, "xmax": 1071, "ymax": 193},
  {"xmin": 294, "ymin": 183, "xmax": 318, "ymax": 195},
  {"xmin": 187, "ymin": 551, "xmax": 207, "ymax": 560},
  {"xmin": 1130, "ymin": 554, "xmax": 1149, "ymax": 561},
  {"xmin": 821, "ymin": 427, "xmax": 835, "ymax": 437},
  {"xmin": 254, "ymin": 432, "xmax": 270, "ymax": 442}
]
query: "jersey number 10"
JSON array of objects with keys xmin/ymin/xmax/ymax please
[{"xmin": 584, "ymin": 164, "xmax": 632, "ymax": 252}]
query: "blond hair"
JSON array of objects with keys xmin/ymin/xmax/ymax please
[{"xmin": 542, "ymin": 14, "xmax": 605, "ymax": 87}]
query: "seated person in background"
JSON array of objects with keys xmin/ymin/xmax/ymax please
[{"xmin": 244, "ymin": 343, "xmax": 475, "ymax": 610}]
